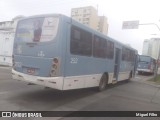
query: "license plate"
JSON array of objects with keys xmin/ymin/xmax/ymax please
[{"xmin": 27, "ymin": 68, "xmax": 35, "ymax": 75}]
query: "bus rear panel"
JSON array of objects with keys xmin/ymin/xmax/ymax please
[
  {"xmin": 12, "ymin": 14, "xmax": 66, "ymax": 90},
  {"xmin": 137, "ymin": 55, "xmax": 156, "ymax": 74}
]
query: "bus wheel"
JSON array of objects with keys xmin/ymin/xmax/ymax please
[{"xmin": 98, "ymin": 74, "xmax": 108, "ymax": 91}]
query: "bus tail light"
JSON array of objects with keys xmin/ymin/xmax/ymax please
[
  {"xmin": 50, "ymin": 58, "xmax": 59, "ymax": 77},
  {"xmin": 148, "ymin": 64, "xmax": 151, "ymax": 69},
  {"xmin": 53, "ymin": 58, "xmax": 59, "ymax": 64}
]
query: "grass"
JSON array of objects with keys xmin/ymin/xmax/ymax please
[{"xmin": 148, "ymin": 74, "xmax": 160, "ymax": 85}]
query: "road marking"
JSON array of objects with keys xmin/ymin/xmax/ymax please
[{"xmin": 0, "ymin": 91, "xmax": 10, "ymax": 95}]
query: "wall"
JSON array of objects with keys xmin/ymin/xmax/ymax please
[{"xmin": 0, "ymin": 16, "xmax": 23, "ymax": 66}]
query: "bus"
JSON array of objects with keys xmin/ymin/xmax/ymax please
[
  {"xmin": 137, "ymin": 55, "xmax": 156, "ymax": 75},
  {"xmin": 12, "ymin": 14, "xmax": 138, "ymax": 91}
]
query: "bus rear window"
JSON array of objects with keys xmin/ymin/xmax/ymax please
[
  {"xmin": 16, "ymin": 17, "xmax": 59, "ymax": 42},
  {"xmin": 139, "ymin": 56, "xmax": 151, "ymax": 62}
]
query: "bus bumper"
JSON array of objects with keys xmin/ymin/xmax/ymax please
[
  {"xmin": 137, "ymin": 69, "xmax": 153, "ymax": 73},
  {"xmin": 12, "ymin": 69, "xmax": 64, "ymax": 90}
]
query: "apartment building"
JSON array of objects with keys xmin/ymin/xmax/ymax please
[
  {"xmin": 71, "ymin": 6, "xmax": 108, "ymax": 35},
  {"xmin": 142, "ymin": 38, "xmax": 160, "ymax": 59},
  {"xmin": 97, "ymin": 16, "xmax": 108, "ymax": 35},
  {"xmin": 142, "ymin": 39, "xmax": 151, "ymax": 56}
]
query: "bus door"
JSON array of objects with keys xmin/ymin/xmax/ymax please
[{"xmin": 114, "ymin": 48, "xmax": 121, "ymax": 80}]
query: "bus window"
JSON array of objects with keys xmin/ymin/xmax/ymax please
[
  {"xmin": 93, "ymin": 35, "xmax": 107, "ymax": 58},
  {"xmin": 33, "ymin": 20, "xmax": 42, "ymax": 42},
  {"xmin": 16, "ymin": 17, "xmax": 59, "ymax": 43},
  {"xmin": 122, "ymin": 47, "xmax": 134, "ymax": 62},
  {"xmin": 139, "ymin": 55, "xmax": 151, "ymax": 62},
  {"xmin": 70, "ymin": 26, "xmax": 92, "ymax": 56},
  {"xmin": 107, "ymin": 40, "xmax": 114, "ymax": 59}
]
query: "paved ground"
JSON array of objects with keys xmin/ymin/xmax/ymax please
[{"xmin": 0, "ymin": 67, "xmax": 160, "ymax": 120}]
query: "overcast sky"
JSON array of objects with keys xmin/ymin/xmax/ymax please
[{"xmin": 1, "ymin": 0, "xmax": 160, "ymax": 54}]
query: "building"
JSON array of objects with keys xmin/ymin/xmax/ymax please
[
  {"xmin": 71, "ymin": 6, "xmax": 108, "ymax": 35},
  {"xmin": 97, "ymin": 16, "xmax": 108, "ymax": 35},
  {"xmin": 142, "ymin": 39, "xmax": 150, "ymax": 56},
  {"xmin": 142, "ymin": 38, "xmax": 160, "ymax": 59},
  {"xmin": 0, "ymin": 16, "xmax": 24, "ymax": 66}
]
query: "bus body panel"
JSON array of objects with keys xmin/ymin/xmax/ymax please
[
  {"xmin": 13, "ymin": 15, "xmax": 66, "ymax": 78},
  {"xmin": 64, "ymin": 21, "xmax": 115, "ymax": 76}
]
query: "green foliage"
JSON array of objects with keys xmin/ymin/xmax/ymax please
[{"xmin": 149, "ymin": 74, "xmax": 160, "ymax": 84}]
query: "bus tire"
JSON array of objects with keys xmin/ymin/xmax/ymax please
[{"xmin": 98, "ymin": 74, "xmax": 108, "ymax": 91}]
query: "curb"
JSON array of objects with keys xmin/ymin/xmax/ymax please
[
  {"xmin": 134, "ymin": 75, "xmax": 160, "ymax": 88},
  {"xmin": 0, "ymin": 66, "xmax": 12, "ymax": 70},
  {"xmin": 0, "ymin": 64, "xmax": 11, "ymax": 67},
  {"xmin": 143, "ymin": 81, "xmax": 160, "ymax": 88}
]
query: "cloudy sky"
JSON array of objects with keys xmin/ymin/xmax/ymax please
[{"xmin": 1, "ymin": 0, "xmax": 160, "ymax": 54}]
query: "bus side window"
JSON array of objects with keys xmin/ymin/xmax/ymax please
[
  {"xmin": 93, "ymin": 35, "xmax": 107, "ymax": 58},
  {"xmin": 70, "ymin": 26, "xmax": 92, "ymax": 56},
  {"xmin": 107, "ymin": 41, "xmax": 114, "ymax": 59}
]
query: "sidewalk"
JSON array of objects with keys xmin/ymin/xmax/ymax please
[
  {"xmin": 134, "ymin": 74, "xmax": 160, "ymax": 88},
  {"xmin": 0, "ymin": 65, "xmax": 12, "ymax": 70}
]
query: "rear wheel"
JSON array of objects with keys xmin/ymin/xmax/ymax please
[{"xmin": 98, "ymin": 74, "xmax": 108, "ymax": 91}]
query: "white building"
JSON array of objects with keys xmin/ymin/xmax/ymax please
[
  {"xmin": 71, "ymin": 6, "xmax": 108, "ymax": 35},
  {"xmin": 142, "ymin": 39, "xmax": 150, "ymax": 55},
  {"xmin": 0, "ymin": 16, "xmax": 24, "ymax": 66},
  {"xmin": 142, "ymin": 38, "xmax": 160, "ymax": 59}
]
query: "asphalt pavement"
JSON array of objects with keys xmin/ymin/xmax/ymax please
[{"xmin": 0, "ymin": 66, "xmax": 160, "ymax": 120}]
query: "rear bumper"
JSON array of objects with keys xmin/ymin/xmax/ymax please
[
  {"xmin": 137, "ymin": 69, "xmax": 153, "ymax": 73},
  {"xmin": 12, "ymin": 69, "xmax": 64, "ymax": 90}
]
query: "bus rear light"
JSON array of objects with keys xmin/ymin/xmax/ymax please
[
  {"xmin": 52, "ymin": 64, "xmax": 57, "ymax": 69},
  {"xmin": 148, "ymin": 64, "xmax": 151, "ymax": 69},
  {"xmin": 50, "ymin": 70, "xmax": 56, "ymax": 77},
  {"xmin": 51, "ymin": 70, "xmax": 55, "ymax": 73},
  {"xmin": 53, "ymin": 58, "xmax": 58, "ymax": 63},
  {"xmin": 50, "ymin": 57, "xmax": 60, "ymax": 77}
]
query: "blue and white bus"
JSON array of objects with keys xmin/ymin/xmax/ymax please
[
  {"xmin": 137, "ymin": 55, "xmax": 156, "ymax": 75},
  {"xmin": 12, "ymin": 14, "xmax": 138, "ymax": 91}
]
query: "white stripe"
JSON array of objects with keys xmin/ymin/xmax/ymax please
[{"xmin": 0, "ymin": 91, "xmax": 10, "ymax": 95}]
